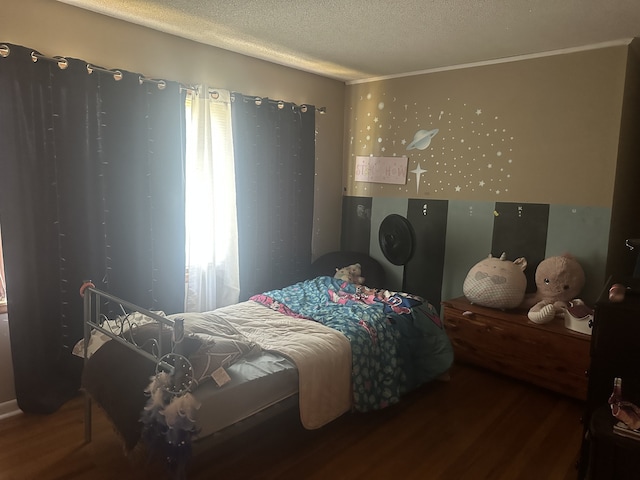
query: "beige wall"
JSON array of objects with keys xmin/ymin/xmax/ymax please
[
  {"xmin": 344, "ymin": 46, "xmax": 628, "ymax": 207},
  {"xmin": 2, "ymin": 0, "xmax": 346, "ymax": 258}
]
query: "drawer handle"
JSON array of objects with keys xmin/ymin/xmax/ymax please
[{"xmin": 462, "ymin": 310, "xmax": 474, "ymax": 317}]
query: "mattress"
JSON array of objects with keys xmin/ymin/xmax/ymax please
[
  {"xmin": 170, "ymin": 302, "xmax": 353, "ymax": 430},
  {"xmin": 192, "ymin": 350, "xmax": 298, "ymax": 438}
]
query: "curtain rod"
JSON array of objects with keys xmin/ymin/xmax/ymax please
[
  {"xmin": 189, "ymin": 86, "xmax": 326, "ymax": 114},
  {"xmin": 0, "ymin": 44, "xmax": 327, "ymax": 113},
  {"xmin": 25, "ymin": 49, "xmax": 168, "ymax": 89},
  {"xmin": 229, "ymin": 92, "xmax": 326, "ymax": 114}
]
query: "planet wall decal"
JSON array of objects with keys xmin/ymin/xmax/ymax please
[{"xmin": 406, "ymin": 128, "xmax": 439, "ymax": 151}]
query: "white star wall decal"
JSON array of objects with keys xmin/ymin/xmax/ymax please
[{"xmin": 411, "ymin": 163, "xmax": 426, "ymax": 194}]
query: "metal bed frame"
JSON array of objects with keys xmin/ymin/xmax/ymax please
[
  {"xmin": 79, "ymin": 281, "xmax": 300, "ymax": 455},
  {"xmin": 80, "ymin": 281, "xmax": 185, "ymax": 443}
]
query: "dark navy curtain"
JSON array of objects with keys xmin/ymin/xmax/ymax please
[
  {"xmin": 0, "ymin": 43, "xmax": 186, "ymax": 413},
  {"xmin": 231, "ymin": 95, "xmax": 315, "ymax": 300}
]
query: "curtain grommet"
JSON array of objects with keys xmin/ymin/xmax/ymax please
[
  {"xmin": 56, "ymin": 57, "xmax": 69, "ymax": 70},
  {"xmin": 0, "ymin": 44, "xmax": 9, "ymax": 58}
]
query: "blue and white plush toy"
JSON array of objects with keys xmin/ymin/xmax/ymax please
[{"xmin": 463, "ymin": 253, "xmax": 528, "ymax": 310}]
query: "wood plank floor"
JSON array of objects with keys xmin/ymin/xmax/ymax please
[{"xmin": 0, "ymin": 364, "xmax": 585, "ymax": 479}]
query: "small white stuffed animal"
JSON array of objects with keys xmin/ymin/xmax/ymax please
[{"xmin": 334, "ymin": 263, "xmax": 366, "ymax": 284}]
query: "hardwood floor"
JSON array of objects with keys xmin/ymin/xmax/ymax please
[{"xmin": 0, "ymin": 364, "xmax": 585, "ymax": 479}]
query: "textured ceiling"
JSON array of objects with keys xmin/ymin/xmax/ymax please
[{"xmin": 56, "ymin": 0, "xmax": 640, "ymax": 82}]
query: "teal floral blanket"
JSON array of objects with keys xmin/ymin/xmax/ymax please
[{"xmin": 251, "ymin": 276, "xmax": 450, "ymax": 412}]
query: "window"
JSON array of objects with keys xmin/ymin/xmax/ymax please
[{"xmin": 183, "ymin": 88, "xmax": 239, "ymax": 311}]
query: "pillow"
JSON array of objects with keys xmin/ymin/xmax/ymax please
[
  {"xmin": 72, "ymin": 329, "xmax": 112, "ymax": 358},
  {"xmin": 72, "ymin": 310, "xmax": 166, "ymax": 358}
]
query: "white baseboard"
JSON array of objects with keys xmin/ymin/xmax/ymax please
[{"xmin": 0, "ymin": 399, "xmax": 20, "ymax": 420}]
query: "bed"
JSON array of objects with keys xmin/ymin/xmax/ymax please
[{"xmin": 77, "ymin": 252, "xmax": 453, "ymax": 475}]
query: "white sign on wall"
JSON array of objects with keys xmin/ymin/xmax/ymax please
[{"xmin": 355, "ymin": 156, "xmax": 408, "ymax": 185}]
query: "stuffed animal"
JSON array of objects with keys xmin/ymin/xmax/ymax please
[
  {"xmin": 334, "ymin": 263, "xmax": 366, "ymax": 285},
  {"xmin": 463, "ymin": 253, "xmax": 528, "ymax": 309},
  {"xmin": 522, "ymin": 253, "xmax": 586, "ymax": 324}
]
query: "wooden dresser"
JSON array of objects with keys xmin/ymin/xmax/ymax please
[{"xmin": 442, "ymin": 296, "xmax": 591, "ymax": 400}]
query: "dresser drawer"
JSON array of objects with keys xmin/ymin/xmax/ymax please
[{"xmin": 443, "ymin": 297, "xmax": 591, "ymax": 400}]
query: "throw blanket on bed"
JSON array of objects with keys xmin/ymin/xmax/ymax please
[
  {"xmin": 179, "ymin": 303, "xmax": 352, "ymax": 429},
  {"xmin": 251, "ymin": 276, "xmax": 411, "ymax": 412}
]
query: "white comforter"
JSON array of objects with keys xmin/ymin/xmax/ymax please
[{"xmin": 181, "ymin": 301, "xmax": 353, "ymax": 429}]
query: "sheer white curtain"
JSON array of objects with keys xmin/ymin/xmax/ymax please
[{"xmin": 184, "ymin": 87, "xmax": 239, "ymax": 311}]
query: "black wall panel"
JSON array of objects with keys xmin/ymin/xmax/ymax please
[
  {"xmin": 405, "ymin": 199, "xmax": 449, "ymax": 306},
  {"xmin": 491, "ymin": 202, "xmax": 550, "ymax": 292},
  {"xmin": 340, "ymin": 196, "xmax": 372, "ymax": 253}
]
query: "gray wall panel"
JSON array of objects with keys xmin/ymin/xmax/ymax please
[
  {"xmin": 442, "ymin": 201, "xmax": 495, "ymax": 303},
  {"xmin": 547, "ymin": 205, "xmax": 611, "ymax": 304}
]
